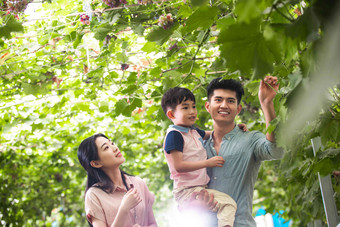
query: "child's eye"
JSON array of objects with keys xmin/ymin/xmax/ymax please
[
  {"xmin": 104, "ymin": 146, "xmax": 109, "ymax": 150},
  {"xmin": 193, "ymin": 105, "xmax": 196, "ymax": 109}
]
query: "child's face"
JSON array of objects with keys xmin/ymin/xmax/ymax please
[{"xmin": 170, "ymin": 99, "xmax": 197, "ymax": 127}]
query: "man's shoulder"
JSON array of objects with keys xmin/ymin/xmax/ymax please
[{"xmin": 239, "ymin": 130, "xmax": 265, "ymax": 139}]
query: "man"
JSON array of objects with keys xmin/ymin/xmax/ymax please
[{"xmin": 204, "ymin": 76, "xmax": 284, "ymax": 226}]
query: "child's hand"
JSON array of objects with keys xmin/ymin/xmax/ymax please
[
  {"xmin": 206, "ymin": 156, "xmax": 225, "ymax": 167},
  {"xmin": 238, "ymin": 123, "xmax": 248, "ymax": 132},
  {"xmin": 120, "ymin": 188, "xmax": 142, "ymax": 212}
]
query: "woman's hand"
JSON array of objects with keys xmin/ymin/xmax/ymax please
[{"xmin": 120, "ymin": 188, "xmax": 142, "ymax": 212}]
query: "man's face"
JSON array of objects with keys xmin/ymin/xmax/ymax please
[{"xmin": 205, "ymin": 89, "xmax": 242, "ymax": 125}]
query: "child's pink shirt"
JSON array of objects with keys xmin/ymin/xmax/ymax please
[
  {"xmin": 164, "ymin": 125, "xmax": 210, "ymax": 189},
  {"xmin": 85, "ymin": 175, "xmax": 157, "ymax": 227}
]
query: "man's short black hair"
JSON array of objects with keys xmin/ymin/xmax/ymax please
[
  {"xmin": 207, "ymin": 78, "xmax": 244, "ymax": 104},
  {"xmin": 161, "ymin": 87, "xmax": 195, "ymax": 114}
]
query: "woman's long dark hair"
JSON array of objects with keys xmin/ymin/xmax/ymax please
[
  {"xmin": 77, "ymin": 133, "xmax": 130, "ymax": 193},
  {"xmin": 78, "ymin": 134, "xmax": 131, "ymax": 226}
]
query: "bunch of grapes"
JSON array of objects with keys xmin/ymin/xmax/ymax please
[
  {"xmin": 102, "ymin": 0, "xmax": 122, "ymax": 8},
  {"xmin": 137, "ymin": 0, "xmax": 152, "ymax": 5},
  {"xmin": 80, "ymin": 14, "xmax": 90, "ymax": 25},
  {"xmin": 4, "ymin": 0, "xmax": 30, "ymax": 14},
  {"xmin": 121, "ymin": 64, "xmax": 129, "ymax": 71},
  {"xmin": 158, "ymin": 13, "xmax": 174, "ymax": 30}
]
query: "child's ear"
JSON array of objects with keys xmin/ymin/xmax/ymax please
[
  {"xmin": 166, "ymin": 110, "xmax": 175, "ymax": 119},
  {"xmin": 90, "ymin": 160, "xmax": 102, "ymax": 169}
]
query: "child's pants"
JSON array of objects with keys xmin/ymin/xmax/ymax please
[{"xmin": 173, "ymin": 186, "xmax": 237, "ymax": 227}]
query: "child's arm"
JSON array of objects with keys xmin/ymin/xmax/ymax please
[{"xmin": 170, "ymin": 150, "xmax": 225, "ymax": 173}]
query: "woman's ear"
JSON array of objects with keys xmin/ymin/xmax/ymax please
[
  {"xmin": 90, "ymin": 160, "xmax": 102, "ymax": 168},
  {"xmin": 166, "ymin": 110, "xmax": 175, "ymax": 119}
]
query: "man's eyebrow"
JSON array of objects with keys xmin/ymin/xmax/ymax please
[{"xmin": 214, "ymin": 96, "xmax": 236, "ymax": 100}]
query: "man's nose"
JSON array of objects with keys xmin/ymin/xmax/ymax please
[{"xmin": 220, "ymin": 100, "xmax": 228, "ymax": 107}]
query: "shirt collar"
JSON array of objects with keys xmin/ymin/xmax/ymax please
[
  {"xmin": 113, "ymin": 174, "xmax": 134, "ymax": 192},
  {"xmin": 169, "ymin": 124, "xmax": 193, "ymax": 133},
  {"xmin": 208, "ymin": 124, "xmax": 240, "ymax": 142},
  {"xmin": 222, "ymin": 124, "xmax": 240, "ymax": 140}
]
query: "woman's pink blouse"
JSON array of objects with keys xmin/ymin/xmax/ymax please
[{"xmin": 85, "ymin": 175, "xmax": 157, "ymax": 227}]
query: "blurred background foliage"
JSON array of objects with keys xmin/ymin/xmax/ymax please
[{"xmin": 0, "ymin": 0, "xmax": 339, "ymax": 226}]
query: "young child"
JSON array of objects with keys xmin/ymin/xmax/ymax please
[{"xmin": 161, "ymin": 87, "xmax": 246, "ymax": 227}]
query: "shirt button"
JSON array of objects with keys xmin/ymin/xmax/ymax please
[
  {"xmin": 214, "ymin": 177, "xmax": 217, "ymax": 180},
  {"xmin": 228, "ymin": 137, "xmax": 231, "ymax": 140}
]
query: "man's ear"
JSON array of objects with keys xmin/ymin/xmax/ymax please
[
  {"xmin": 166, "ymin": 110, "xmax": 175, "ymax": 119},
  {"xmin": 236, "ymin": 104, "xmax": 242, "ymax": 115},
  {"xmin": 205, "ymin": 101, "xmax": 211, "ymax": 113},
  {"xmin": 90, "ymin": 160, "xmax": 102, "ymax": 169}
]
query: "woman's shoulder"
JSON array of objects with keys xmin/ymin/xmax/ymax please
[
  {"xmin": 125, "ymin": 174, "xmax": 142, "ymax": 183},
  {"xmin": 125, "ymin": 175, "xmax": 147, "ymax": 187},
  {"xmin": 85, "ymin": 185, "xmax": 107, "ymax": 199}
]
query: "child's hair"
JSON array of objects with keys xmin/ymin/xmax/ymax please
[
  {"xmin": 207, "ymin": 77, "xmax": 244, "ymax": 104},
  {"xmin": 161, "ymin": 87, "xmax": 195, "ymax": 114}
]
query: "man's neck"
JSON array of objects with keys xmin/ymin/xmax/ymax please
[{"xmin": 212, "ymin": 121, "xmax": 235, "ymax": 141}]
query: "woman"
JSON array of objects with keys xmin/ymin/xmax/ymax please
[{"xmin": 78, "ymin": 133, "xmax": 158, "ymax": 227}]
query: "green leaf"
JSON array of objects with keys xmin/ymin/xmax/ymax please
[
  {"xmin": 87, "ymin": 66, "xmax": 104, "ymax": 77},
  {"xmin": 146, "ymin": 22, "xmax": 179, "ymax": 45},
  {"xmin": 177, "ymin": 4, "xmax": 192, "ymax": 18},
  {"xmin": 93, "ymin": 24, "xmax": 114, "ymax": 41},
  {"xmin": 99, "ymin": 102, "xmax": 109, "ymax": 112},
  {"xmin": 116, "ymin": 52, "xmax": 128, "ymax": 63},
  {"xmin": 183, "ymin": 6, "xmax": 219, "ymax": 34},
  {"xmin": 132, "ymin": 24, "xmax": 144, "ymax": 36},
  {"xmin": 218, "ymin": 21, "xmax": 281, "ymax": 78},
  {"xmin": 285, "ymin": 8, "xmax": 320, "ymax": 42},
  {"xmin": 121, "ymin": 85, "xmax": 138, "ymax": 95},
  {"xmin": 216, "ymin": 16, "xmax": 236, "ymax": 30},
  {"xmin": 0, "ymin": 15, "xmax": 24, "ymax": 39},
  {"xmin": 114, "ymin": 99, "xmax": 128, "ymax": 116},
  {"xmin": 73, "ymin": 32, "xmax": 84, "ymax": 48},
  {"xmin": 318, "ymin": 117, "xmax": 339, "ymax": 144},
  {"xmin": 142, "ymin": 42, "xmax": 158, "ymax": 53},
  {"xmin": 109, "ymin": 13, "xmax": 121, "ymax": 25},
  {"xmin": 71, "ymin": 102, "xmax": 90, "ymax": 112},
  {"xmin": 234, "ymin": 0, "xmax": 261, "ymax": 23},
  {"xmin": 190, "ymin": 0, "xmax": 208, "ymax": 7},
  {"xmin": 244, "ymin": 80, "xmax": 260, "ymax": 96}
]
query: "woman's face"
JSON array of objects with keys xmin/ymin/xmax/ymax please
[{"xmin": 93, "ymin": 136, "xmax": 125, "ymax": 169}]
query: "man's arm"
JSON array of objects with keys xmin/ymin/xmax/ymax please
[{"xmin": 258, "ymin": 76, "xmax": 279, "ymax": 142}]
